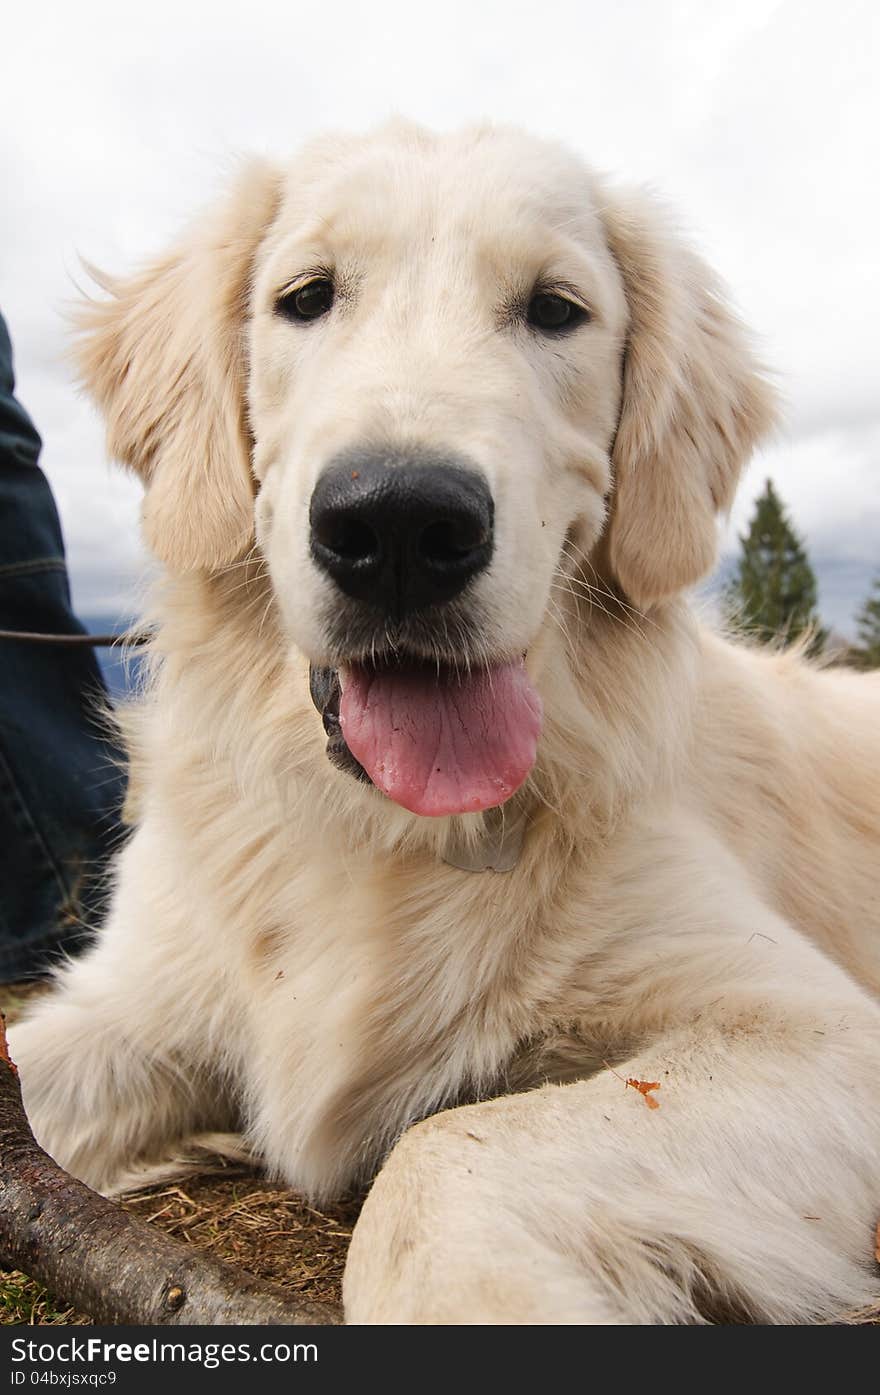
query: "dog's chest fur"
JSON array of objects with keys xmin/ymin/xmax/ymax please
[{"xmin": 224, "ymin": 810, "xmax": 603, "ymax": 1198}]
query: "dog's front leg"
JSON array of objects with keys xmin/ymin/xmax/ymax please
[
  {"xmin": 344, "ymin": 821, "xmax": 880, "ymax": 1329},
  {"xmin": 344, "ymin": 987, "xmax": 880, "ymax": 1324},
  {"xmin": 9, "ymin": 822, "xmax": 238, "ymax": 1193}
]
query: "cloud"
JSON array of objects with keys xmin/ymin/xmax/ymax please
[
  {"xmin": 726, "ymin": 423, "xmax": 880, "ymax": 563},
  {"xmin": 1, "ymin": 0, "xmax": 876, "ymax": 621}
]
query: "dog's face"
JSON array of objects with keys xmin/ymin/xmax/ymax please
[
  {"xmin": 249, "ymin": 128, "xmax": 625, "ymax": 674},
  {"xmin": 76, "ymin": 123, "xmax": 776, "ymax": 818}
]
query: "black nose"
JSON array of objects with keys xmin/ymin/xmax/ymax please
[{"xmin": 309, "ymin": 448, "xmax": 494, "ymax": 619}]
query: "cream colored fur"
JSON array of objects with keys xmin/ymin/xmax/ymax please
[{"xmin": 10, "ymin": 122, "xmax": 880, "ymax": 1325}]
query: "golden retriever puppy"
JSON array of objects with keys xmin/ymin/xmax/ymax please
[{"xmin": 11, "ymin": 121, "xmax": 880, "ymax": 1325}]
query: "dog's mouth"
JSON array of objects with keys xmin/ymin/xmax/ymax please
[{"xmin": 309, "ymin": 656, "xmax": 543, "ymax": 818}]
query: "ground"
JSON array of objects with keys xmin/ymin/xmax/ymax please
[
  {"xmin": 1, "ymin": 1169, "xmax": 357, "ymax": 1324},
  {"xmin": 2, "ymin": 982, "xmax": 878, "ymax": 1326}
]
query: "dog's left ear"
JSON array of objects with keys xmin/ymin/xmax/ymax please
[
  {"xmin": 74, "ymin": 160, "xmax": 281, "ymax": 572},
  {"xmin": 599, "ymin": 189, "xmax": 778, "ymax": 609}
]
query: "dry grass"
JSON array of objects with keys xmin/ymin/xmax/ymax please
[
  {"xmin": 0, "ymin": 1271, "xmax": 89, "ymax": 1327},
  {"xmin": 121, "ymin": 1170, "xmax": 358, "ymax": 1308}
]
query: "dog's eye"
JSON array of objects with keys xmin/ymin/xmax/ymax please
[
  {"xmin": 277, "ymin": 277, "xmax": 335, "ymax": 323},
  {"xmin": 527, "ymin": 292, "xmax": 589, "ymax": 334}
]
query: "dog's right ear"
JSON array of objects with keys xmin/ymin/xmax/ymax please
[{"xmin": 74, "ymin": 160, "xmax": 281, "ymax": 572}]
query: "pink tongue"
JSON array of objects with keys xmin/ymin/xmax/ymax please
[{"xmin": 339, "ymin": 660, "xmax": 543, "ymax": 817}]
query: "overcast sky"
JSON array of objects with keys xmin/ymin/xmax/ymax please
[{"xmin": 1, "ymin": 0, "xmax": 878, "ymax": 632}]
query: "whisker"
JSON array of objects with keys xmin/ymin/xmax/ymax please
[
  {"xmin": 550, "ymin": 570, "xmax": 645, "ymax": 643},
  {"xmin": 545, "ymin": 592, "xmax": 579, "ymax": 668},
  {"xmin": 212, "ymin": 543, "xmax": 265, "ymax": 577},
  {"xmin": 556, "ymin": 553, "xmax": 652, "ymax": 645},
  {"xmin": 256, "ymin": 594, "xmax": 278, "ymax": 641},
  {"xmin": 560, "ymin": 537, "xmax": 660, "ymax": 632}
]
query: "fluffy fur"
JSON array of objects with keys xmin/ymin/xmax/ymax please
[{"xmin": 11, "ymin": 122, "xmax": 880, "ymax": 1325}]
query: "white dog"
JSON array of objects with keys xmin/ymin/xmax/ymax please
[{"xmin": 11, "ymin": 122, "xmax": 880, "ymax": 1324}]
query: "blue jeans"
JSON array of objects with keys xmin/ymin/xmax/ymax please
[{"xmin": 0, "ymin": 311, "xmax": 126, "ymax": 980}]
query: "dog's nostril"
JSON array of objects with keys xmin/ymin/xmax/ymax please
[
  {"xmin": 418, "ymin": 519, "xmax": 487, "ymax": 565},
  {"xmin": 315, "ymin": 517, "xmax": 379, "ymax": 564}
]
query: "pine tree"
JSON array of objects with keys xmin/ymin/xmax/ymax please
[
  {"xmin": 851, "ymin": 576, "xmax": 880, "ymax": 670},
  {"xmin": 725, "ymin": 478, "xmax": 826, "ymax": 652}
]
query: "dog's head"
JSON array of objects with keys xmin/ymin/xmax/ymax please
[{"xmin": 76, "ymin": 123, "xmax": 775, "ymax": 819}]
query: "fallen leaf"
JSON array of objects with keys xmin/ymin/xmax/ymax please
[
  {"xmin": 602, "ymin": 1060, "xmax": 662, "ymax": 1110},
  {"xmin": 626, "ymin": 1078, "xmax": 661, "ymax": 1109}
]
